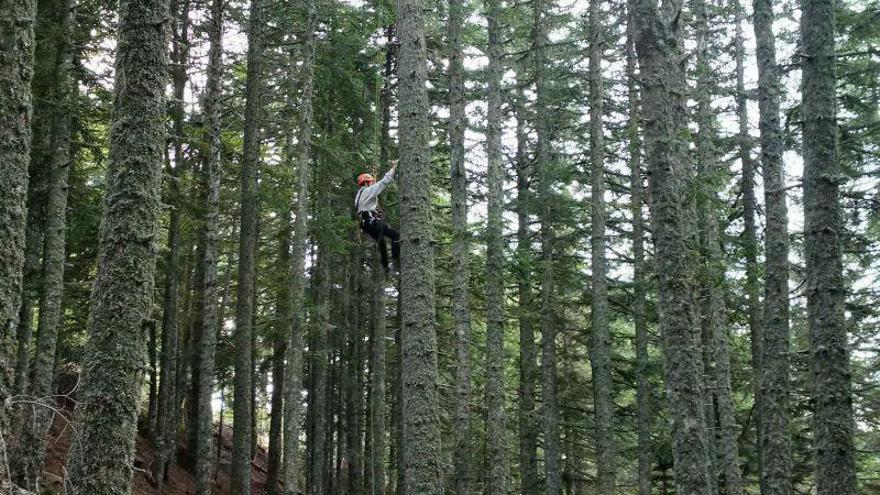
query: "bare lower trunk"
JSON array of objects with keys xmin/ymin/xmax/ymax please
[{"xmin": 66, "ymin": 1, "xmax": 169, "ymax": 493}]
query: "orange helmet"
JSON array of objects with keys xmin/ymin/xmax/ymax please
[{"xmin": 357, "ymin": 173, "xmax": 375, "ymax": 187}]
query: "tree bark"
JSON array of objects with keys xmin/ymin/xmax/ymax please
[
  {"xmin": 448, "ymin": 0, "xmax": 473, "ymax": 492},
  {"xmin": 533, "ymin": 0, "xmax": 560, "ymax": 492},
  {"xmin": 193, "ymin": 2, "xmax": 223, "ymax": 494},
  {"xmin": 155, "ymin": 1, "xmax": 190, "ymax": 485},
  {"xmin": 282, "ymin": 2, "xmax": 315, "ymax": 493},
  {"xmin": 397, "ymin": 0, "xmax": 443, "ymax": 491},
  {"xmin": 12, "ymin": 0, "xmax": 74, "ymax": 489},
  {"xmin": 232, "ymin": 0, "xmax": 264, "ymax": 491},
  {"xmin": 514, "ymin": 86, "xmax": 539, "ymax": 495},
  {"xmin": 65, "ymin": 0, "xmax": 169, "ymax": 492},
  {"xmin": 692, "ymin": 0, "xmax": 744, "ymax": 492},
  {"xmin": 370, "ymin": 252, "xmax": 388, "ymax": 495},
  {"xmin": 485, "ymin": 0, "xmax": 508, "ymax": 492},
  {"xmin": 587, "ymin": 1, "xmax": 615, "ymax": 492},
  {"xmin": 629, "ymin": 0, "xmax": 714, "ymax": 493},
  {"xmin": 752, "ymin": 0, "xmax": 793, "ymax": 491},
  {"xmin": 625, "ymin": 4, "xmax": 651, "ymax": 493},
  {"xmin": 800, "ymin": 0, "xmax": 858, "ymax": 491},
  {"xmin": 0, "ymin": 9, "xmax": 38, "ymax": 485}
]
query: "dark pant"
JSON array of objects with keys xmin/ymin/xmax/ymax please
[{"xmin": 360, "ymin": 213, "xmax": 400, "ymax": 267}]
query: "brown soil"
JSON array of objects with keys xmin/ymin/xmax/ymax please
[{"xmin": 42, "ymin": 412, "xmax": 270, "ymax": 494}]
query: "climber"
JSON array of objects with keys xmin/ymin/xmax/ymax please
[{"xmin": 356, "ymin": 160, "xmax": 400, "ymax": 271}]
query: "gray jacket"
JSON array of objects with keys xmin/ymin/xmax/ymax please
[{"xmin": 355, "ymin": 168, "xmax": 396, "ymax": 214}]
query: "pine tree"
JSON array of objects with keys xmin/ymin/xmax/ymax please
[
  {"xmin": 625, "ymin": 4, "xmax": 651, "ymax": 493},
  {"xmin": 155, "ymin": 1, "xmax": 191, "ymax": 484},
  {"xmin": 282, "ymin": 2, "xmax": 316, "ymax": 494},
  {"xmin": 65, "ymin": 0, "xmax": 169, "ymax": 492},
  {"xmin": 801, "ymin": 0, "xmax": 858, "ymax": 491},
  {"xmin": 533, "ymin": 0, "xmax": 561, "ymax": 492},
  {"xmin": 398, "ymin": 0, "xmax": 444, "ymax": 491},
  {"xmin": 587, "ymin": 0, "xmax": 615, "ymax": 491},
  {"xmin": 485, "ymin": 0, "xmax": 508, "ymax": 491},
  {"xmin": 0, "ymin": 0, "xmax": 37, "ymax": 490},
  {"xmin": 194, "ymin": 3, "xmax": 224, "ymax": 494},
  {"xmin": 753, "ymin": 0, "xmax": 793, "ymax": 491},
  {"xmin": 232, "ymin": 0, "xmax": 265, "ymax": 491},
  {"xmin": 630, "ymin": 0, "xmax": 714, "ymax": 492},
  {"xmin": 448, "ymin": 0, "xmax": 473, "ymax": 491},
  {"xmin": 514, "ymin": 86, "xmax": 540, "ymax": 495},
  {"xmin": 12, "ymin": 0, "xmax": 74, "ymax": 489}
]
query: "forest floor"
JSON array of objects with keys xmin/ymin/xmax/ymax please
[{"xmin": 42, "ymin": 408, "xmax": 270, "ymax": 494}]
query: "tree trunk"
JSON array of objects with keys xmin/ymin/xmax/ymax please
[
  {"xmin": 485, "ymin": 0, "xmax": 508, "ymax": 492},
  {"xmin": 310, "ymin": 252, "xmax": 330, "ymax": 495},
  {"xmin": 533, "ymin": 0, "xmax": 560, "ymax": 492},
  {"xmin": 282, "ymin": 2, "xmax": 315, "ymax": 493},
  {"xmin": 65, "ymin": 0, "xmax": 169, "ymax": 492},
  {"xmin": 625, "ymin": 4, "xmax": 651, "ymax": 493},
  {"xmin": 587, "ymin": 1, "xmax": 615, "ymax": 492},
  {"xmin": 735, "ymin": 0, "xmax": 766, "ymax": 486},
  {"xmin": 753, "ymin": 0, "xmax": 793, "ymax": 491},
  {"xmin": 1, "ymin": 10, "xmax": 38, "ymax": 474},
  {"xmin": 193, "ymin": 2, "xmax": 223, "ymax": 493},
  {"xmin": 155, "ymin": 1, "xmax": 190, "ymax": 485},
  {"xmin": 12, "ymin": 0, "xmax": 74, "ymax": 489},
  {"xmin": 371, "ymin": 253, "xmax": 388, "ymax": 495},
  {"xmin": 514, "ymin": 86, "xmax": 539, "ymax": 495},
  {"xmin": 448, "ymin": 0, "xmax": 473, "ymax": 492},
  {"xmin": 232, "ymin": 0, "xmax": 264, "ymax": 491},
  {"xmin": 692, "ymin": 0, "xmax": 744, "ymax": 492},
  {"xmin": 630, "ymin": 1, "xmax": 714, "ymax": 493},
  {"xmin": 398, "ymin": 0, "xmax": 443, "ymax": 492},
  {"xmin": 800, "ymin": 0, "xmax": 858, "ymax": 491}
]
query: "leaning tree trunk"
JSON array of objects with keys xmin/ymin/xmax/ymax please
[
  {"xmin": 514, "ymin": 86, "xmax": 540, "ymax": 495},
  {"xmin": 12, "ymin": 0, "xmax": 74, "ymax": 489},
  {"xmin": 630, "ymin": 0, "xmax": 714, "ymax": 493},
  {"xmin": 65, "ymin": 0, "xmax": 169, "ymax": 493},
  {"xmin": 282, "ymin": 1, "xmax": 316, "ymax": 493},
  {"xmin": 625, "ymin": 5, "xmax": 651, "ymax": 493},
  {"xmin": 0, "ymin": 0, "xmax": 37, "ymax": 490},
  {"xmin": 397, "ymin": 0, "xmax": 444, "ymax": 492},
  {"xmin": 533, "ymin": 0, "xmax": 560, "ymax": 493},
  {"xmin": 800, "ymin": 0, "xmax": 858, "ymax": 492},
  {"xmin": 753, "ymin": 0, "xmax": 793, "ymax": 491},
  {"xmin": 447, "ymin": 0, "xmax": 473, "ymax": 492},
  {"xmin": 587, "ymin": 0, "xmax": 615, "ymax": 492},
  {"xmin": 485, "ymin": 0, "xmax": 509, "ymax": 491},
  {"xmin": 194, "ymin": 1, "xmax": 223, "ymax": 494},
  {"xmin": 232, "ymin": 0, "xmax": 264, "ymax": 492}
]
